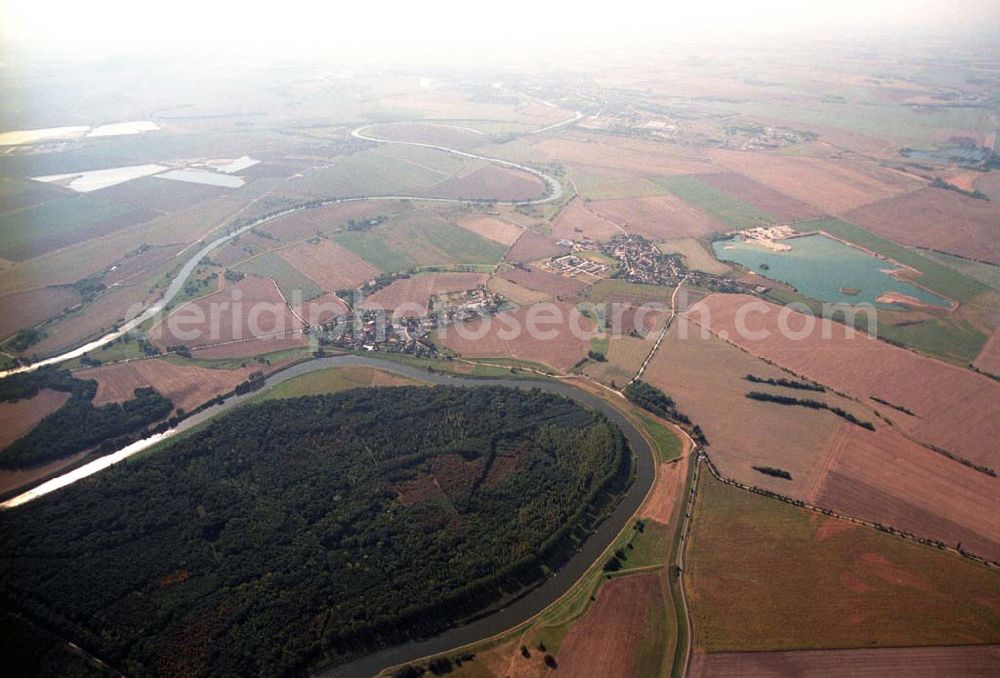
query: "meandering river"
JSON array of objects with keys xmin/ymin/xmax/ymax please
[
  {"xmin": 2, "ymin": 355, "xmax": 653, "ymax": 676},
  {"xmin": 0, "ymin": 121, "xmax": 570, "ymax": 380}
]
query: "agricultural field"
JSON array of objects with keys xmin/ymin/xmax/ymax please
[
  {"xmin": 0, "ymin": 286, "xmax": 81, "ymax": 340},
  {"xmin": 260, "ymin": 365, "xmax": 425, "ymax": 400},
  {"xmin": 657, "ymin": 238, "xmax": 730, "ymax": 275},
  {"xmin": 920, "ymin": 250, "xmax": 1000, "ymax": 291},
  {"xmin": 586, "ymin": 195, "xmax": 728, "ymax": 240},
  {"xmin": 550, "ymin": 197, "xmax": 623, "ymax": 241},
  {"xmin": 974, "ymin": 327, "xmax": 1000, "ymax": 377},
  {"xmin": 279, "ymin": 149, "xmax": 449, "ymax": 199},
  {"xmin": 438, "ymin": 303, "xmax": 595, "ymax": 371},
  {"xmin": 505, "ymin": 230, "xmax": 570, "ymax": 263},
  {"xmin": 686, "ymin": 471, "xmax": 1000, "ymax": 651},
  {"xmin": 455, "ymin": 214, "xmax": 523, "ymax": 246},
  {"xmin": 697, "ymin": 172, "xmax": 822, "ymax": 222},
  {"xmin": 691, "ymin": 646, "xmax": 1000, "ymax": 678},
  {"xmin": 0, "ymin": 390, "xmax": 70, "ymax": 450},
  {"xmin": 688, "ymin": 294, "xmax": 1000, "ymax": 470},
  {"xmin": 362, "ymin": 122, "xmax": 490, "ymax": 151},
  {"xmin": 845, "ymin": 187, "xmax": 1000, "ymax": 265},
  {"xmin": 359, "ymin": 272, "xmax": 486, "ymax": 314},
  {"xmin": 0, "ymin": 194, "xmax": 156, "ymax": 261},
  {"xmin": 553, "ymin": 573, "xmax": 666, "ymax": 678},
  {"xmin": 260, "ymin": 201, "xmax": 397, "ymax": 242},
  {"xmin": 644, "ymin": 316, "xmax": 999, "ymax": 560},
  {"xmin": 568, "ymin": 168, "xmax": 669, "ymax": 200},
  {"xmin": 76, "ymin": 359, "xmax": 256, "ymax": 413},
  {"xmin": 532, "ymin": 135, "xmax": 716, "ymax": 177},
  {"xmin": 235, "ymin": 252, "xmax": 324, "ymax": 301},
  {"xmin": 655, "ymin": 175, "xmax": 775, "ymax": 229},
  {"xmin": 426, "ymin": 165, "xmax": 546, "ymax": 202},
  {"xmin": 708, "ymin": 150, "xmax": 920, "ymax": 213},
  {"xmin": 498, "ymin": 267, "xmax": 588, "ymax": 298},
  {"xmin": 486, "ymin": 276, "xmax": 550, "ymax": 305},
  {"xmin": 276, "ymin": 239, "xmax": 380, "ymax": 292},
  {"xmin": 26, "ymin": 283, "xmax": 151, "ymax": 358},
  {"xmin": 149, "ymin": 276, "xmax": 307, "ymax": 357},
  {"xmin": 335, "ymin": 212, "xmax": 507, "ymax": 272}
]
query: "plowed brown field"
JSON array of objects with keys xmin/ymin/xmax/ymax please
[
  {"xmin": 551, "ymin": 198, "xmax": 622, "ymax": 241},
  {"xmin": 845, "ymin": 187, "xmax": 1000, "ymax": 264},
  {"xmin": 438, "ymin": 302, "xmax": 594, "ymax": 371},
  {"xmin": 427, "ymin": 165, "xmax": 546, "ymax": 201},
  {"xmin": 506, "ymin": 231, "xmax": 570, "ymax": 263},
  {"xmin": 0, "ymin": 286, "xmax": 80, "ymax": 339},
  {"xmin": 262, "ymin": 202, "xmax": 392, "ymax": 242},
  {"xmin": 973, "ymin": 326, "xmax": 1000, "ymax": 377},
  {"xmin": 687, "ymin": 472, "xmax": 1000, "ymax": 652},
  {"xmin": 554, "ymin": 573, "xmax": 663, "ymax": 678},
  {"xmin": 687, "ymin": 293, "xmax": 1000, "ymax": 468},
  {"xmin": 709, "ymin": 150, "xmax": 919, "ymax": 213},
  {"xmin": 278, "ymin": 239, "xmax": 380, "ymax": 291},
  {"xmin": 455, "ymin": 215, "xmax": 523, "ymax": 245},
  {"xmin": 587, "ymin": 195, "xmax": 727, "ymax": 240},
  {"xmin": 691, "ymin": 646, "xmax": 1000, "ymax": 678},
  {"xmin": 0, "ymin": 389, "xmax": 70, "ymax": 450},
  {"xmin": 699, "ymin": 172, "xmax": 822, "ymax": 222},
  {"xmin": 644, "ymin": 317, "xmax": 999, "ymax": 559},
  {"xmin": 360, "ymin": 272, "xmax": 486, "ymax": 315},
  {"xmin": 499, "ymin": 267, "xmax": 587, "ymax": 298},
  {"xmin": 535, "ymin": 135, "xmax": 715, "ymax": 176},
  {"xmin": 150, "ymin": 277, "xmax": 305, "ymax": 352},
  {"xmin": 78, "ymin": 359, "xmax": 256, "ymax": 413}
]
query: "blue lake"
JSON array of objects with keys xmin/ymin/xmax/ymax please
[{"xmin": 712, "ymin": 234, "xmax": 950, "ymax": 309}]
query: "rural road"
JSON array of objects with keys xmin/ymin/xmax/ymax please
[
  {"xmin": 2, "ymin": 354, "xmax": 656, "ymax": 678},
  {"xmin": 0, "ymin": 116, "xmax": 577, "ymax": 380},
  {"xmin": 630, "ymin": 276, "xmax": 688, "ymax": 385}
]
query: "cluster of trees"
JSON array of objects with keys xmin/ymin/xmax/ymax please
[
  {"xmin": 745, "ymin": 374, "xmax": 824, "ymax": 392},
  {"xmin": 8, "ymin": 329, "xmax": 45, "ymax": 352},
  {"xmin": 0, "ymin": 367, "xmax": 172, "ymax": 467},
  {"xmin": 1, "ymin": 386, "xmax": 632, "ymax": 676},
  {"xmin": 745, "ymin": 391, "xmax": 875, "ymax": 431},
  {"xmin": 623, "ymin": 380, "xmax": 706, "ymax": 444},
  {"xmin": 233, "ymin": 371, "xmax": 266, "ymax": 395},
  {"xmin": 753, "ymin": 465, "xmax": 792, "ymax": 480},
  {"xmin": 870, "ymin": 396, "xmax": 915, "ymax": 416},
  {"xmin": 346, "ymin": 215, "xmax": 387, "ymax": 231}
]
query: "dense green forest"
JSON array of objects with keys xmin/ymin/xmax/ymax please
[
  {"xmin": 0, "ymin": 367, "xmax": 172, "ymax": 467},
  {"xmin": 0, "ymin": 386, "xmax": 632, "ymax": 676}
]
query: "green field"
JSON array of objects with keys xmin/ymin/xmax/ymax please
[
  {"xmin": 686, "ymin": 471, "xmax": 1000, "ymax": 652},
  {"xmin": 235, "ymin": 252, "xmax": 324, "ymax": 301},
  {"xmin": 655, "ymin": 175, "xmax": 775, "ymax": 229},
  {"xmin": 762, "ymin": 285, "xmax": 988, "ymax": 365},
  {"xmin": 259, "ymin": 365, "xmax": 425, "ymax": 400},
  {"xmin": 920, "ymin": 249, "xmax": 1000, "ymax": 291},
  {"xmin": 585, "ymin": 279, "xmax": 673, "ymax": 304},
  {"xmin": 658, "ymin": 238, "xmax": 731, "ymax": 275},
  {"xmin": 282, "ymin": 149, "xmax": 448, "ymax": 199},
  {"xmin": 0, "ymin": 195, "xmax": 145, "ymax": 261},
  {"xmin": 879, "ymin": 317, "xmax": 987, "ymax": 365},
  {"xmin": 336, "ymin": 216, "xmax": 506, "ymax": 273},
  {"xmin": 572, "ymin": 170, "xmax": 668, "ymax": 200},
  {"xmin": 635, "ymin": 412, "xmax": 683, "ymax": 463},
  {"xmin": 804, "ymin": 217, "xmax": 991, "ymax": 304},
  {"xmin": 334, "ymin": 230, "xmax": 418, "ymax": 272}
]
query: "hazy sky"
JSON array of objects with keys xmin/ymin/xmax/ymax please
[{"xmin": 3, "ymin": 0, "xmax": 999, "ymax": 58}]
